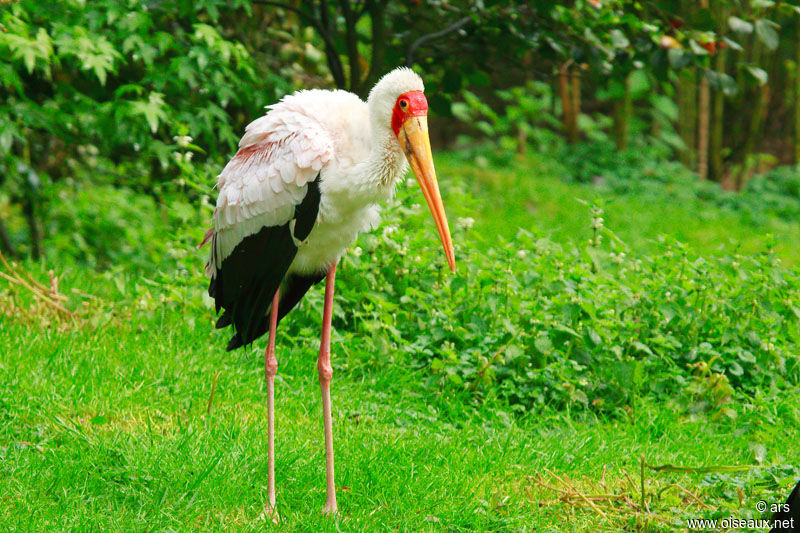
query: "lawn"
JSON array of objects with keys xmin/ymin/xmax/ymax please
[{"xmin": 1, "ymin": 153, "xmax": 799, "ymax": 531}]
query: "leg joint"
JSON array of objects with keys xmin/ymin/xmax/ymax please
[
  {"xmin": 265, "ymin": 353, "xmax": 278, "ymax": 378},
  {"xmin": 318, "ymin": 359, "xmax": 332, "ymax": 383}
]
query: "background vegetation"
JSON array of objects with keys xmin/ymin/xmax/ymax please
[{"xmin": 2, "ymin": 0, "xmax": 799, "ymax": 530}]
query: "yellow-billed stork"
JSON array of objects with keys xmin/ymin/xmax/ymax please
[{"xmin": 201, "ymin": 67, "xmax": 455, "ymax": 517}]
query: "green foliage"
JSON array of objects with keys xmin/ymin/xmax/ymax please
[
  {"xmin": 742, "ymin": 166, "xmax": 800, "ymax": 219},
  {"xmin": 451, "ymin": 82, "xmax": 561, "ymax": 157},
  {"xmin": 566, "ymin": 141, "xmax": 800, "ymax": 225},
  {"xmin": 326, "ymin": 182, "xmax": 800, "ymax": 413},
  {"xmin": 0, "ymin": 0, "xmax": 280, "ymax": 177}
]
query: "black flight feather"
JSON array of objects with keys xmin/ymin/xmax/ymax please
[{"xmin": 209, "ymin": 176, "xmax": 322, "ymax": 351}]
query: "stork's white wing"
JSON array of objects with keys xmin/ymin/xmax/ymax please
[{"xmin": 209, "ymin": 106, "xmax": 334, "ymax": 273}]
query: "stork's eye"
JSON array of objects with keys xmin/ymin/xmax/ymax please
[{"xmin": 399, "ymin": 99, "xmax": 409, "ymax": 110}]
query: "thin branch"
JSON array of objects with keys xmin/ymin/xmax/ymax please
[
  {"xmin": 317, "ymin": 0, "xmax": 347, "ymax": 89},
  {"xmin": 405, "ymin": 15, "xmax": 473, "ymax": 66},
  {"xmin": 253, "ymin": 0, "xmax": 346, "ymax": 88},
  {"xmin": 355, "ymin": 0, "xmax": 368, "ymax": 18},
  {"xmin": 252, "ymin": 0, "xmax": 310, "ymax": 19},
  {"xmin": 362, "ymin": 0, "xmax": 387, "ymax": 95},
  {"xmin": 339, "ymin": 0, "xmax": 360, "ymax": 91}
]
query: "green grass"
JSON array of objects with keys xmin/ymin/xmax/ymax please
[
  {"xmin": 2, "ymin": 308, "xmax": 798, "ymax": 531},
  {"xmin": 437, "ymin": 152, "xmax": 800, "ymax": 266},
  {"xmin": 2, "ymin": 152, "xmax": 800, "ymax": 530}
]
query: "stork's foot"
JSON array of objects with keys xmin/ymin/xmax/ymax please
[
  {"xmin": 322, "ymin": 501, "xmax": 338, "ymax": 516},
  {"xmin": 259, "ymin": 504, "xmax": 280, "ymax": 524}
]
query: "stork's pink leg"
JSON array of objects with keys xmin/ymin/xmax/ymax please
[
  {"xmin": 263, "ymin": 289, "xmax": 280, "ymax": 522},
  {"xmin": 318, "ymin": 263, "xmax": 338, "ymax": 514}
]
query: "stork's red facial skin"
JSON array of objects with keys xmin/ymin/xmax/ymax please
[{"xmin": 391, "ymin": 91, "xmax": 428, "ymax": 136}]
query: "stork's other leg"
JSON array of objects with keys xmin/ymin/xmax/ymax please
[
  {"xmin": 318, "ymin": 263, "xmax": 338, "ymax": 515},
  {"xmin": 263, "ymin": 289, "xmax": 280, "ymax": 521}
]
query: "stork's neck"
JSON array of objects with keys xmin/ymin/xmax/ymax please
[
  {"xmin": 367, "ymin": 126, "xmax": 407, "ymax": 187},
  {"xmin": 335, "ymin": 119, "xmax": 406, "ymax": 207}
]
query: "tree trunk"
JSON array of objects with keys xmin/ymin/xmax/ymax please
[
  {"xmin": 739, "ymin": 84, "xmax": 769, "ymax": 189},
  {"xmin": 22, "ymin": 198, "xmax": 41, "ymax": 260},
  {"xmin": 317, "ymin": 0, "xmax": 346, "ymax": 89},
  {"xmin": 558, "ymin": 64, "xmax": 575, "ymax": 143},
  {"xmin": 558, "ymin": 63, "xmax": 580, "ymax": 144},
  {"xmin": 340, "ymin": 0, "xmax": 360, "ymax": 94},
  {"xmin": 0, "ymin": 216, "xmax": 15, "ymax": 259},
  {"xmin": 613, "ymin": 74, "xmax": 631, "ymax": 150},
  {"xmin": 697, "ymin": 0, "xmax": 711, "ymax": 180},
  {"xmin": 516, "ymin": 126, "xmax": 526, "ymax": 155},
  {"xmin": 678, "ymin": 68, "xmax": 697, "ymax": 167},
  {"xmin": 794, "ymin": 34, "xmax": 800, "ymax": 164},
  {"xmin": 364, "ymin": 0, "xmax": 387, "ymax": 95},
  {"xmin": 570, "ymin": 68, "xmax": 581, "ymax": 143},
  {"xmin": 697, "ymin": 73, "xmax": 710, "ymax": 180},
  {"xmin": 710, "ymin": 47, "xmax": 728, "ymax": 181}
]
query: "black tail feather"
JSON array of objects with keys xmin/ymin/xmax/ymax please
[
  {"xmin": 215, "ymin": 311, "xmax": 232, "ymax": 329},
  {"xmin": 277, "ymin": 272, "xmax": 326, "ymax": 323}
]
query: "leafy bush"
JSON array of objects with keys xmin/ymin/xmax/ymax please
[
  {"xmin": 554, "ymin": 140, "xmax": 800, "ymax": 227},
  {"xmin": 274, "ymin": 179, "xmax": 800, "ymax": 415},
  {"xmin": 0, "ymin": 0, "xmax": 279, "ymax": 172},
  {"xmin": 741, "ymin": 166, "xmax": 800, "ymax": 220},
  {"xmin": 450, "ymin": 82, "xmax": 563, "ymax": 160}
]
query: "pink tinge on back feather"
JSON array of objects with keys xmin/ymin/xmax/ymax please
[
  {"xmin": 204, "ymin": 100, "xmax": 335, "ymax": 276},
  {"xmin": 198, "ymin": 227, "xmax": 214, "ymax": 249}
]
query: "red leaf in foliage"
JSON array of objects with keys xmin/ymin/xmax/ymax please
[{"xmin": 699, "ymin": 41, "xmax": 717, "ymax": 54}]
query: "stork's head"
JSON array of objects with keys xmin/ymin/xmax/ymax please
[{"xmin": 368, "ymin": 67, "xmax": 456, "ymax": 272}]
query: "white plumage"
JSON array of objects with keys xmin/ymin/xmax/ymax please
[{"xmin": 207, "ymin": 68, "xmax": 425, "ymax": 279}]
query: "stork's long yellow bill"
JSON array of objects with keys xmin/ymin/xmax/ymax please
[{"xmin": 397, "ymin": 115, "xmax": 456, "ymax": 272}]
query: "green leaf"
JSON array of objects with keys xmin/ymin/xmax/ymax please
[
  {"xmin": 632, "ymin": 361, "xmax": 645, "ymax": 386},
  {"xmin": 130, "ymin": 92, "xmax": 168, "ymax": 134},
  {"xmin": 570, "ymin": 389, "xmax": 589, "ymax": 405},
  {"xmin": 738, "ymin": 350, "xmax": 757, "ymax": 364},
  {"xmin": 728, "ymin": 16, "xmax": 753, "ymax": 34},
  {"xmin": 667, "ymin": 48, "xmax": 692, "ymax": 69},
  {"xmin": 0, "ymin": 121, "xmax": 20, "ymax": 153},
  {"xmin": 534, "ymin": 335, "xmax": 553, "ymax": 354},
  {"xmin": 727, "ymin": 361, "xmax": 744, "ymax": 376},
  {"xmin": 746, "ymin": 65, "xmax": 768, "ymax": 86},
  {"xmin": 610, "ymin": 29, "xmax": 630, "ymax": 49},
  {"xmin": 722, "ymin": 37, "xmax": 744, "ymax": 52},
  {"xmin": 689, "ymin": 40, "xmax": 708, "ymax": 56},
  {"xmin": 633, "ymin": 341, "xmax": 654, "ymax": 356},
  {"xmin": 584, "ymin": 327, "xmax": 602, "ymax": 347},
  {"xmin": 749, "ymin": 442, "xmax": 767, "ymax": 465},
  {"xmin": 504, "ymin": 345, "xmax": 524, "ymax": 361},
  {"xmin": 706, "ymin": 70, "xmax": 738, "ymax": 96},
  {"xmin": 755, "ymin": 19, "xmax": 779, "ymax": 51},
  {"xmin": 451, "ymin": 102, "xmax": 472, "ymax": 122}
]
